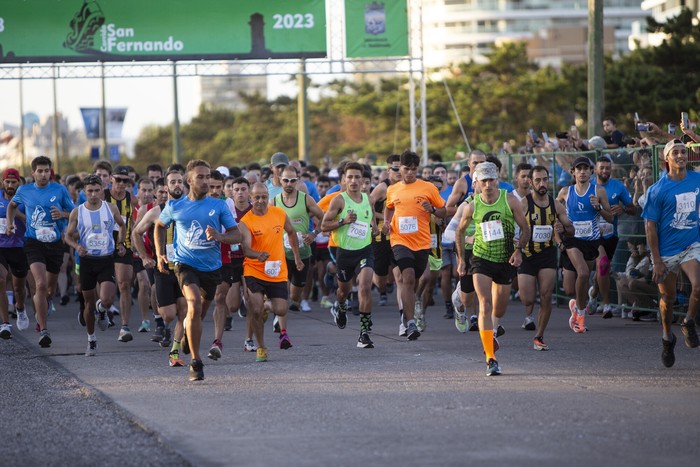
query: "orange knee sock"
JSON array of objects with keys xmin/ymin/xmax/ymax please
[{"xmin": 479, "ymin": 329, "xmax": 495, "ymax": 361}]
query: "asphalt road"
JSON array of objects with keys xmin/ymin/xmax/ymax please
[{"xmin": 2, "ymin": 290, "xmax": 699, "ymax": 466}]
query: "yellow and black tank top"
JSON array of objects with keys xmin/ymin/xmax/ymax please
[
  {"xmin": 523, "ymin": 193, "xmax": 557, "ymax": 257},
  {"xmin": 105, "ymin": 189, "xmax": 133, "ymax": 249}
]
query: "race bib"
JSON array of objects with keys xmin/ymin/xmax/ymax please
[
  {"xmin": 599, "ymin": 220, "xmax": 614, "ymax": 237},
  {"xmin": 165, "ymin": 244, "xmax": 175, "ymax": 262},
  {"xmin": 283, "ymin": 232, "xmax": 304, "ymax": 249},
  {"xmin": 86, "ymin": 232, "xmax": 109, "ymax": 250},
  {"xmin": 430, "ymin": 234, "xmax": 438, "ymax": 249},
  {"xmin": 264, "ymin": 260, "xmax": 282, "ymax": 278},
  {"xmin": 36, "ymin": 226, "xmax": 57, "ymax": 243},
  {"xmin": 573, "ymin": 220, "xmax": 593, "ymax": 238},
  {"xmin": 480, "ymin": 220, "xmax": 504, "ymax": 242},
  {"xmin": 230, "ymin": 243, "xmax": 240, "ymax": 252},
  {"xmin": 675, "ymin": 192, "xmax": 696, "ymax": 214},
  {"xmin": 532, "ymin": 225, "xmax": 553, "ymax": 242},
  {"xmin": 398, "ymin": 216, "xmax": 418, "ymax": 234},
  {"xmin": 0, "ymin": 218, "xmax": 7, "ymax": 232},
  {"xmin": 348, "ymin": 221, "xmax": 369, "ymax": 240}
]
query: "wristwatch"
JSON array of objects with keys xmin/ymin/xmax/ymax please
[
  {"xmin": 338, "ymin": 218, "xmax": 345, "ymax": 226},
  {"xmin": 431, "ymin": 206, "xmax": 437, "ymax": 213}
]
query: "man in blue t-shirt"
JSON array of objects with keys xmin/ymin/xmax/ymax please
[
  {"xmin": 156, "ymin": 160, "xmax": 240, "ymax": 381},
  {"xmin": 590, "ymin": 155, "xmax": 637, "ymax": 318},
  {"xmin": 642, "ymin": 140, "xmax": 700, "ymax": 368},
  {"xmin": 6, "ymin": 156, "xmax": 74, "ymax": 349}
]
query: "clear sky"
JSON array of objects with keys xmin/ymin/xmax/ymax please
[{"xmin": 0, "ymin": 74, "xmax": 202, "ymax": 140}]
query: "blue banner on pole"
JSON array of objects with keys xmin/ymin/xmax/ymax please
[
  {"xmin": 109, "ymin": 145, "xmax": 120, "ymax": 162},
  {"xmin": 80, "ymin": 108, "xmax": 101, "ymax": 139}
]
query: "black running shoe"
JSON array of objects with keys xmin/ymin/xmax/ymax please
[
  {"xmin": 486, "ymin": 358, "xmax": 501, "ymax": 376},
  {"xmin": 662, "ymin": 333, "xmax": 676, "ymax": 368},
  {"xmin": 182, "ymin": 332, "xmax": 190, "ymax": 355},
  {"xmin": 60, "ymin": 295, "xmax": 70, "ymax": 306},
  {"xmin": 407, "ymin": 322, "xmax": 421, "ymax": 341},
  {"xmin": 151, "ymin": 325, "xmax": 164, "ymax": 343},
  {"xmin": 160, "ymin": 327, "xmax": 172, "ymax": 348},
  {"xmin": 357, "ymin": 332, "xmax": 374, "ymax": 348},
  {"xmin": 680, "ymin": 319, "xmax": 699, "ymax": 348},
  {"xmin": 468, "ymin": 316, "xmax": 479, "ymax": 332},
  {"xmin": 224, "ymin": 316, "xmax": 233, "ymax": 331},
  {"xmin": 496, "ymin": 325, "xmax": 505, "ymax": 337},
  {"xmin": 189, "ymin": 359, "xmax": 204, "ymax": 381}
]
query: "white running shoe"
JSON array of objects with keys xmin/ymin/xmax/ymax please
[
  {"xmin": 16, "ymin": 309, "xmax": 29, "ymax": 331},
  {"xmin": 300, "ymin": 299, "xmax": 312, "ymax": 312},
  {"xmin": 0, "ymin": 323, "xmax": 12, "ymax": 339}
]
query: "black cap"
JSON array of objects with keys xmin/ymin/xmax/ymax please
[
  {"xmin": 113, "ymin": 165, "xmax": 129, "ymax": 176},
  {"xmin": 573, "ymin": 156, "xmax": 593, "ymax": 168}
]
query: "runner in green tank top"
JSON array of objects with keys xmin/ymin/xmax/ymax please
[
  {"xmin": 272, "ymin": 166, "xmax": 324, "ymax": 315},
  {"xmin": 321, "ymin": 162, "xmax": 378, "ymax": 348},
  {"xmin": 456, "ymin": 162, "xmax": 530, "ymax": 377}
]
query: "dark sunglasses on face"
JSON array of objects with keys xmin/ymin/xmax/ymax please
[
  {"xmin": 389, "ymin": 167, "xmax": 400, "ymax": 172},
  {"xmin": 282, "ymin": 177, "xmax": 298, "ymax": 184}
]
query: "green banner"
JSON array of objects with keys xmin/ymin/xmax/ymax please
[
  {"xmin": 0, "ymin": 0, "xmax": 327, "ymax": 63},
  {"xmin": 344, "ymin": 0, "xmax": 409, "ymax": 58}
]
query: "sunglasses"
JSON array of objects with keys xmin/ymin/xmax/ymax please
[
  {"xmin": 389, "ymin": 167, "xmax": 400, "ymax": 172},
  {"xmin": 282, "ymin": 177, "xmax": 298, "ymax": 184},
  {"xmin": 113, "ymin": 177, "xmax": 130, "ymax": 183}
]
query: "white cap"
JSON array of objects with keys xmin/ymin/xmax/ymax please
[
  {"xmin": 472, "ymin": 162, "xmax": 498, "ymax": 181},
  {"xmin": 216, "ymin": 166, "xmax": 230, "ymax": 177}
]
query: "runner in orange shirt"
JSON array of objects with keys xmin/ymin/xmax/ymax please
[
  {"xmin": 238, "ymin": 182, "xmax": 304, "ymax": 362},
  {"xmin": 383, "ymin": 151, "xmax": 446, "ymax": 340}
]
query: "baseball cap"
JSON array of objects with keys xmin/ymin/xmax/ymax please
[
  {"xmin": 270, "ymin": 152, "xmax": 289, "ymax": 167},
  {"xmin": 2, "ymin": 168, "xmax": 20, "ymax": 181},
  {"xmin": 573, "ymin": 156, "xmax": 594, "ymax": 168},
  {"xmin": 328, "ymin": 168, "xmax": 340, "ymax": 179},
  {"xmin": 663, "ymin": 139, "xmax": 685, "ymax": 158},
  {"xmin": 113, "ymin": 165, "xmax": 129, "ymax": 177},
  {"xmin": 215, "ymin": 166, "xmax": 230, "ymax": 177},
  {"xmin": 587, "ymin": 136, "xmax": 607, "ymax": 150},
  {"xmin": 472, "ymin": 162, "xmax": 498, "ymax": 181}
]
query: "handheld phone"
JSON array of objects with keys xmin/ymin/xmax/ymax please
[
  {"xmin": 542, "ymin": 132, "xmax": 549, "ymax": 143},
  {"xmin": 682, "ymin": 112, "xmax": 690, "ymax": 129},
  {"xmin": 528, "ymin": 128, "xmax": 538, "ymax": 143},
  {"xmin": 635, "ymin": 122, "xmax": 651, "ymax": 132},
  {"xmin": 668, "ymin": 123, "xmax": 677, "ymax": 134},
  {"xmin": 634, "ymin": 112, "xmax": 640, "ymax": 122}
]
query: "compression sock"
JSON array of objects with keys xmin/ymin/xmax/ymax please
[
  {"xmin": 480, "ymin": 330, "xmax": 495, "ymax": 361},
  {"xmin": 360, "ymin": 313, "xmax": 371, "ymax": 332}
]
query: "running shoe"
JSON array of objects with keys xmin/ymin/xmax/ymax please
[
  {"xmin": 320, "ymin": 296, "xmax": 333, "ymax": 308},
  {"xmin": 85, "ymin": 340, "xmax": 97, "ymax": 357},
  {"xmin": 406, "ymin": 322, "xmax": 420, "ymax": 341},
  {"xmin": 38, "ymin": 329, "xmax": 51, "ymax": 348},
  {"xmin": 224, "ymin": 316, "xmax": 233, "ymax": 331},
  {"xmin": 661, "ymin": 333, "xmax": 676, "ymax": 368},
  {"xmin": 118, "ymin": 327, "xmax": 133, "ymax": 342},
  {"xmin": 621, "ymin": 309, "xmax": 632, "ymax": 319},
  {"xmin": 330, "ymin": 302, "xmax": 347, "ymax": 329},
  {"xmin": 486, "ymin": 358, "xmax": 501, "ymax": 376},
  {"xmin": 300, "ymin": 299, "xmax": 312, "ymax": 312},
  {"xmin": 138, "ymin": 320, "xmax": 151, "ymax": 333},
  {"xmin": 443, "ymin": 304, "xmax": 455, "ymax": 320},
  {"xmin": 279, "ymin": 332, "xmax": 292, "ymax": 350},
  {"xmin": 160, "ymin": 327, "xmax": 172, "ymax": 348},
  {"xmin": 0, "ymin": 323, "xmax": 12, "ymax": 339},
  {"xmin": 602, "ymin": 304, "xmax": 613, "ymax": 320},
  {"xmin": 16, "ymin": 308, "xmax": 29, "ymax": 331},
  {"xmin": 60, "ymin": 295, "xmax": 70, "ymax": 306},
  {"xmin": 454, "ymin": 309, "xmax": 467, "ymax": 333},
  {"xmin": 533, "ymin": 336, "xmax": 549, "ymax": 351},
  {"xmin": 47, "ymin": 299, "xmax": 56, "ymax": 316},
  {"xmin": 189, "ymin": 359, "xmax": 204, "ymax": 381},
  {"xmin": 238, "ymin": 303, "xmax": 247, "ymax": 318},
  {"xmin": 181, "ymin": 333, "xmax": 190, "ymax": 355},
  {"xmin": 96, "ymin": 309, "xmax": 108, "ymax": 331},
  {"xmin": 256, "ymin": 347, "xmax": 268, "ymax": 362},
  {"xmin": 379, "ymin": 293, "xmax": 388, "ymax": 306},
  {"xmin": 151, "ymin": 325, "xmax": 165, "ymax": 343},
  {"xmin": 468, "ymin": 315, "xmax": 479, "ymax": 332},
  {"xmin": 574, "ymin": 312, "xmax": 587, "ymax": 333},
  {"xmin": 639, "ymin": 313, "xmax": 658, "ymax": 322},
  {"xmin": 208, "ymin": 340, "xmax": 223, "ymax": 360},
  {"xmin": 493, "ymin": 336, "xmax": 500, "ymax": 352},
  {"xmin": 399, "ymin": 321, "xmax": 407, "ymax": 337},
  {"xmin": 289, "ymin": 302, "xmax": 300, "ymax": 313},
  {"xmin": 357, "ymin": 331, "xmax": 374, "ymax": 348},
  {"xmin": 568, "ymin": 299, "xmax": 577, "ymax": 332},
  {"xmin": 272, "ymin": 315, "xmax": 281, "ymax": 333},
  {"xmin": 680, "ymin": 319, "xmax": 699, "ymax": 348},
  {"xmin": 496, "ymin": 325, "xmax": 505, "ymax": 337},
  {"xmin": 522, "ymin": 316, "xmax": 536, "ymax": 331},
  {"xmin": 415, "ymin": 301, "xmax": 425, "ymax": 332},
  {"xmin": 169, "ymin": 350, "xmax": 184, "ymax": 367},
  {"xmin": 244, "ymin": 338, "xmax": 257, "ymax": 352},
  {"xmin": 451, "ymin": 287, "xmax": 463, "ymax": 312},
  {"xmin": 587, "ymin": 286, "xmax": 598, "ymax": 315},
  {"xmin": 77, "ymin": 310, "xmax": 86, "ymax": 327}
]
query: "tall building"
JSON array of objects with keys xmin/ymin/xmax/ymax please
[
  {"xmin": 631, "ymin": 0, "xmax": 700, "ymax": 48},
  {"xmin": 422, "ymin": 0, "xmax": 651, "ymax": 68}
]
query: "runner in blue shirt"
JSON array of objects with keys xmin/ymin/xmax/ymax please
[
  {"xmin": 6, "ymin": 156, "xmax": 74, "ymax": 348},
  {"xmin": 156, "ymin": 160, "xmax": 240, "ymax": 381},
  {"xmin": 642, "ymin": 140, "xmax": 700, "ymax": 368},
  {"xmin": 590, "ymin": 155, "xmax": 638, "ymax": 318}
]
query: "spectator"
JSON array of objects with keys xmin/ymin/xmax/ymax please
[{"xmin": 602, "ymin": 117, "xmax": 625, "ymax": 149}]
